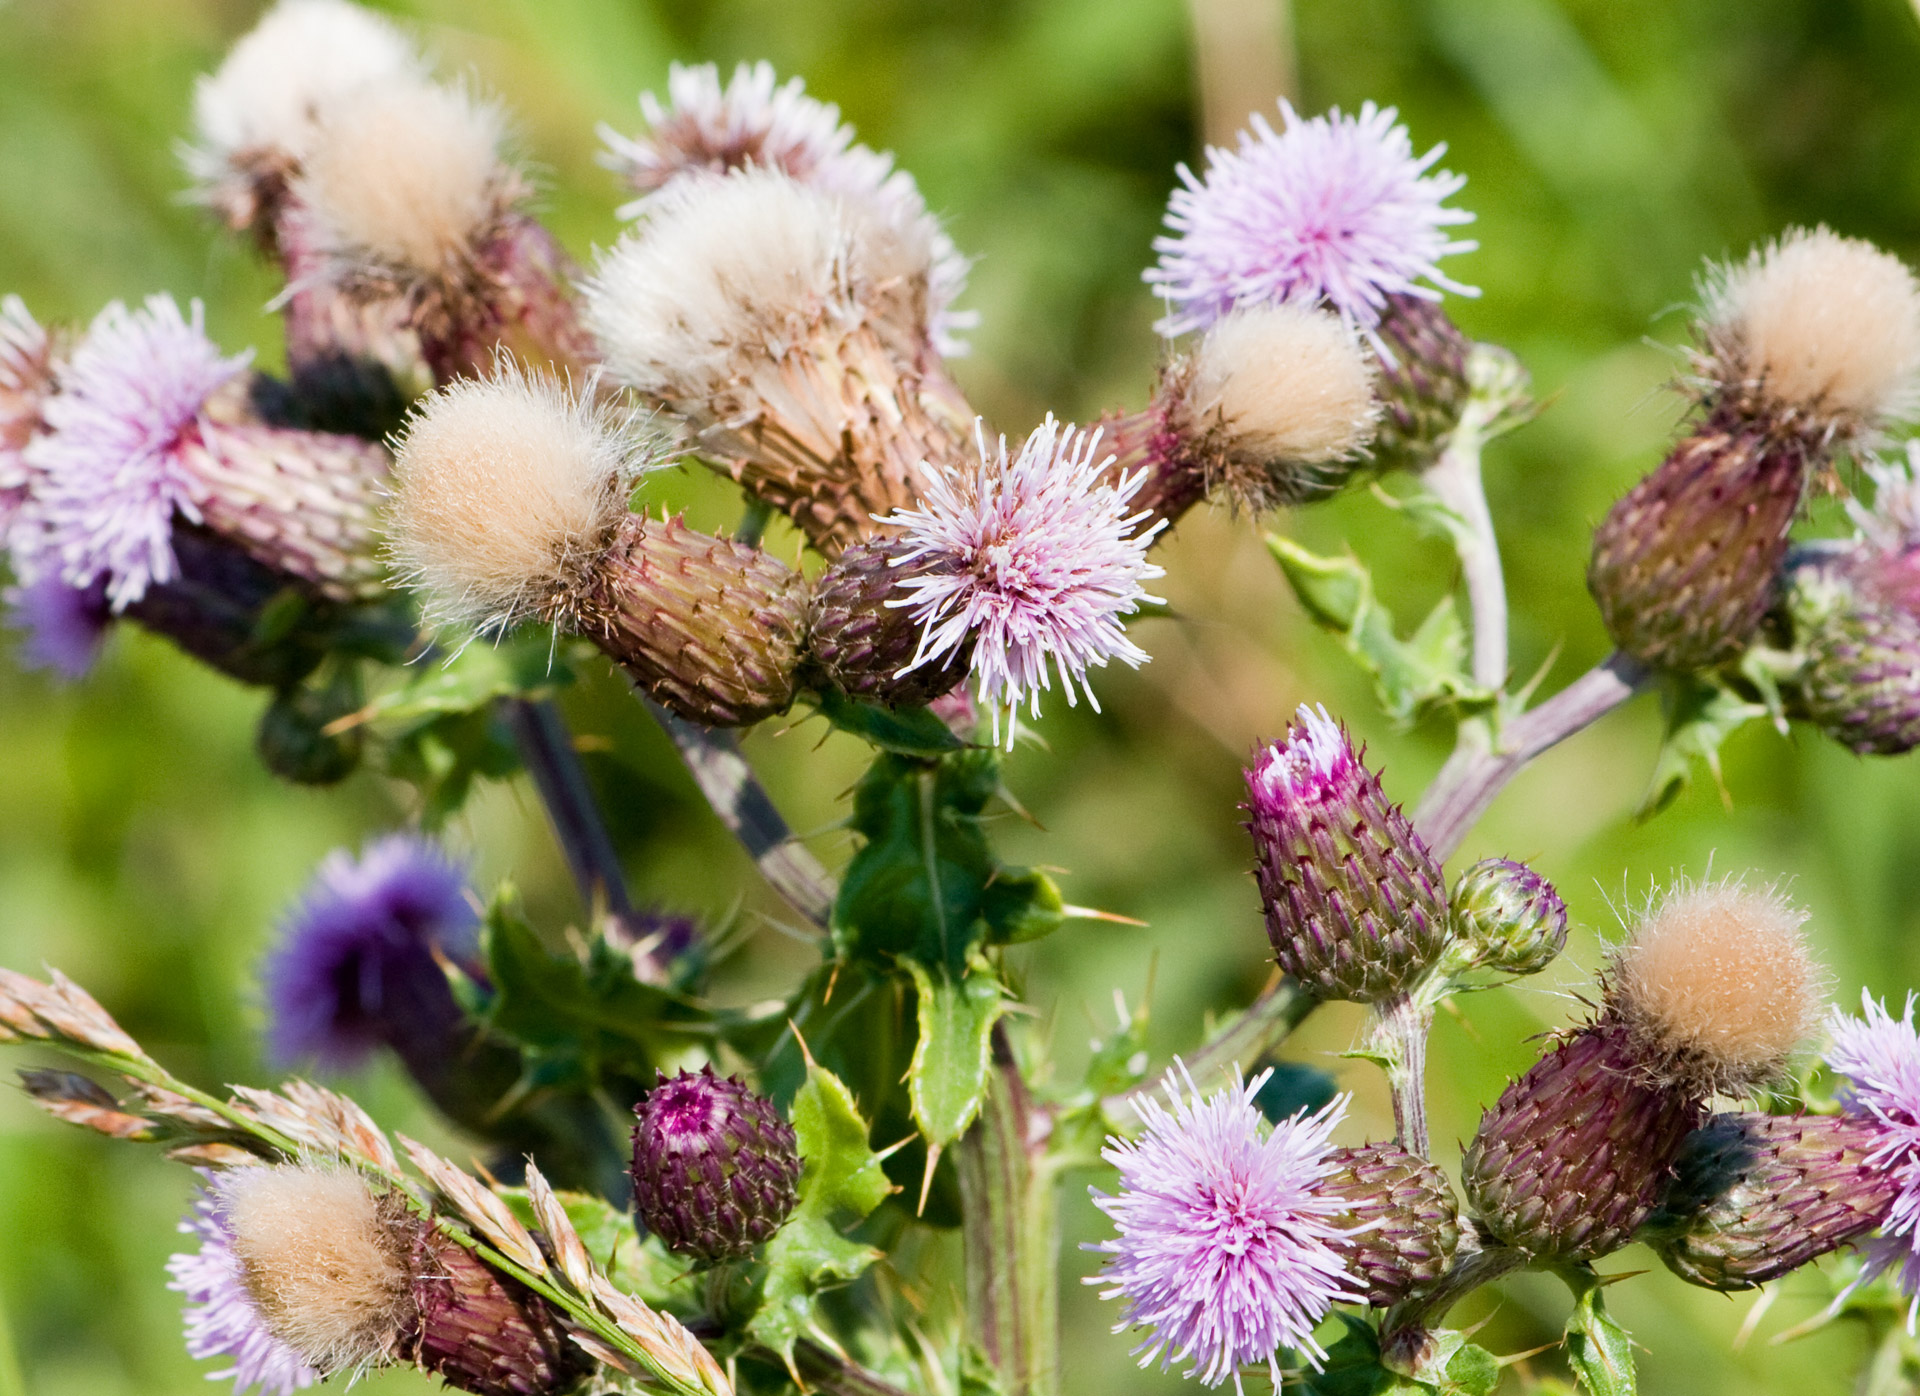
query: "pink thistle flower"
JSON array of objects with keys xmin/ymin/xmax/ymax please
[
  {"xmin": 880, "ymin": 416, "xmax": 1166, "ymax": 745},
  {"xmin": 600, "ymin": 60, "xmax": 975, "ymax": 356},
  {"xmin": 167, "ymin": 1177, "xmax": 320, "ymax": 1396},
  {"xmin": 1087, "ymin": 1065, "xmax": 1357, "ymax": 1388},
  {"xmin": 1827, "ymin": 992, "xmax": 1920, "ymax": 1323},
  {"xmin": 14, "ymin": 295, "xmax": 249, "ymax": 610},
  {"xmin": 1146, "ymin": 101, "xmax": 1477, "ymax": 341}
]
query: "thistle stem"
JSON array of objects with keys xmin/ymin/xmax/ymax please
[
  {"xmin": 1373, "ymin": 994, "xmax": 1433, "ymax": 1157},
  {"xmin": 791, "ymin": 1341, "xmax": 915, "ymax": 1396},
  {"xmin": 502, "ymin": 697, "xmax": 634, "ymax": 920},
  {"xmin": 638, "ymin": 693, "xmax": 837, "ymax": 930},
  {"xmin": 956, "ymin": 1026, "xmax": 1059, "ymax": 1396},
  {"xmin": 1380, "ymin": 1243, "xmax": 1526, "ymax": 1370},
  {"xmin": 1412, "ymin": 652, "xmax": 1652, "ymax": 861},
  {"xmin": 1422, "ymin": 408, "xmax": 1508, "ymax": 692},
  {"xmin": 1106, "ymin": 975, "xmax": 1316, "ymax": 1119}
]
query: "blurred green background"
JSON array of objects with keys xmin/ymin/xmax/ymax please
[{"xmin": 4, "ymin": 0, "xmax": 1920, "ymax": 1392}]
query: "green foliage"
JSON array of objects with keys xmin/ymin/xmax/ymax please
[
  {"xmin": 1564, "ymin": 1275, "xmax": 1637, "ymax": 1396},
  {"xmin": 814, "ymin": 689, "xmax": 967, "ymax": 758},
  {"xmin": 1303, "ymin": 1317, "xmax": 1502, "ymax": 1396},
  {"xmin": 905, "ymin": 957, "xmax": 1008, "ymax": 1146},
  {"xmin": 746, "ymin": 1057, "xmax": 892, "ymax": 1361},
  {"xmin": 1637, "ymin": 674, "xmax": 1768, "ymax": 817}
]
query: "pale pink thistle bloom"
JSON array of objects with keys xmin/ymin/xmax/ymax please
[
  {"xmin": 1827, "ymin": 992, "xmax": 1920, "ymax": 1325},
  {"xmin": 600, "ymin": 60, "xmax": 975, "ymax": 356},
  {"xmin": 1147, "ymin": 101, "xmax": 1477, "ymax": 342},
  {"xmin": 1087, "ymin": 1064, "xmax": 1357, "ymax": 1388},
  {"xmin": 881, "ymin": 416, "xmax": 1165, "ymax": 747},
  {"xmin": 15, "ymin": 295, "xmax": 249, "ymax": 610},
  {"xmin": 167, "ymin": 1178, "xmax": 321, "ymax": 1396}
]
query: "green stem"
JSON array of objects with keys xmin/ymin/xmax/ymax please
[
  {"xmin": 1372, "ymin": 994, "xmax": 1433, "ymax": 1158},
  {"xmin": 790, "ymin": 1340, "xmax": 914, "ymax": 1396},
  {"xmin": 955, "ymin": 1027, "xmax": 1058, "ymax": 1396},
  {"xmin": 1106, "ymin": 976, "xmax": 1316, "ymax": 1119},
  {"xmin": 1379, "ymin": 1243, "xmax": 1525, "ymax": 1372},
  {"xmin": 1421, "ymin": 408, "xmax": 1507, "ymax": 692}
]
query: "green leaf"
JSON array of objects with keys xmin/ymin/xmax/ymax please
[
  {"xmin": 370, "ymin": 630, "xmax": 575, "ymax": 726},
  {"xmin": 1637, "ymin": 674, "xmax": 1766, "ymax": 818},
  {"xmin": 382, "ymin": 705, "xmax": 522, "ymax": 826},
  {"xmin": 905, "ymin": 959, "xmax": 1007, "ymax": 1146},
  {"xmin": 814, "ymin": 688, "xmax": 966, "ymax": 757},
  {"xmin": 1266, "ymin": 534, "xmax": 1492, "ymax": 725},
  {"xmin": 746, "ymin": 1058, "xmax": 891, "ymax": 1361},
  {"xmin": 1564, "ymin": 1276, "xmax": 1637, "ymax": 1396}
]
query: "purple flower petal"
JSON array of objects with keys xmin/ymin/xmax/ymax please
[
  {"xmin": 4, "ymin": 574, "xmax": 111, "ymax": 679},
  {"xmin": 167, "ymin": 1176, "xmax": 320, "ymax": 1396},
  {"xmin": 1827, "ymin": 991, "xmax": 1920, "ymax": 1323}
]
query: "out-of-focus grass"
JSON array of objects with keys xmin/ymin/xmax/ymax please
[{"xmin": 3, "ymin": 1, "xmax": 1920, "ymax": 1392}]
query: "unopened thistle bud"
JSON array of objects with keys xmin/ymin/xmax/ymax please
[
  {"xmin": 1243, "ymin": 705, "xmax": 1449, "ymax": 1003},
  {"xmin": 293, "ymin": 81, "xmax": 594, "ymax": 385},
  {"xmin": 1646, "ymin": 1112, "xmax": 1895, "ymax": 1291},
  {"xmin": 584, "ymin": 168, "xmax": 975, "ymax": 557},
  {"xmin": 1320, "ymin": 1142, "xmax": 1462, "ymax": 1306},
  {"xmin": 1589, "ymin": 228, "xmax": 1920, "ymax": 671},
  {"xmin": 387, "ymin": 368, "xmax": 807, "ymax": 727},
  {"xmin": 1463, "ymin": 879, "xmax": 1826, "ymax": 1263},
  {"xmin": 208, "ymin": 1165, "xmax": 588, "ymax": 1396},
  {"xmin": 1099, "ymin": 303, "xmax": 1379, "ymax": 533},
  {"xmin": 1447, "ymin": 857, "xmax": 1569, "ymax": 977},
  {"xmin": 1781, "ymin": 542, "xmax": 1920, "ymax": 754},
  {"xmin": 629, "ymin": 1067, "xmax": 802, "ymax": 1264},
  {"xmin": 600, "ymin": 60, "xmax": 975, "ymax": 357},
  {"xmin": 804, "ymin": 538, "xmax": 971, "ymax": 707},
  {"xmin": 1146, "ymin": 100, "xmax": 1478, "ymax": 470}
]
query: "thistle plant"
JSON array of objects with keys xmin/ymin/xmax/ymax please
[{"xmin": 13, "ymin": 7, "xmax": 1920, "ymax": 1396}]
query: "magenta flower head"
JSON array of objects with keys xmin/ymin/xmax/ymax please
[
  {"xmin": 167, "ymin": 1178, "xmax": 321, "ymax": 1396},
  {"xmin": 13, "ymin": 295, "xmax": 249, "ymax": 610},
  {"xmin": 3, "ymin": 575, "xmax": 112, "ymax": 680},
  {"xmin": 1146, "ymin": 101, "xmax": 1476, "ymax": 342},
  {"xmin": 1088, "ymin": 1064, "xmax": 1356, "ymax": 1388},
  {"xmin": 1825, "ymin": 991, "xmax": 1920, "ymax": 1319},
  {"xmin": 262, "ymin": 833, "xmax": 480, "ymax": 1070},
  {"xmin": 879, "ymin": 416, "xmax": 1167, "ymax": 746},
  {"xmin": 1244, "ymin": 705, "xmax": 1449, "ymax": 1003}
]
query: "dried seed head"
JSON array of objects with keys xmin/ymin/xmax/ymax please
[
  {"xmin": 297, "ymin": 82, "xmax": 508, "ymax": 279},
  {"xmin": 386, "ymin": 366, "xmax": 648, "ymax": 631},
  {"xmin": 215, "ymin": 1164, "xmax": 416, "ymax": 1374},
  {"xmin": 1702, "ymin": 227, "xmax": 1920, "ymax": 437},
  {"xmin": 1606, "ymin": 879, "xmax": 1825, "ymax": 1097},
  {"xmin": 585, "ymin": 167, "xmax": 932, "ymax": 406},
  {"xmin": 1185, "ymin": 303, "xmax": 1378, "ymax": 508},
  {"xmin": 187, "ymin": 0, "xmax": 425, "ymax": 225}
]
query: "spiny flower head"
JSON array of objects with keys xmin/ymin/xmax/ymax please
[
  {"xmin": 15, "ymin": 295, "xmax": 249, "ymax": 609},
  {"xmin": 600, "ymin": 61, "xmax": 974, "ymax": 355},
  {"xmin": 1088, "ymin": 1065, "xmax": 1356, "ymax": 1388},
  {"xmin": 1147, "ymin": 100, "xmax": 1476, "ymax": 341},
  {"xmin": 262, "ymin": 833, "xmax": 479, "ymax": 1069},
  {"xmin": 880, "ymin": 416, "xmax": 1166, "ymax": 744},
  {"xmin": 1827, "ymin": 991, "xmax": 1920, "ymax": 1317},
  {"xmin": 168, "ymin": 1179, "xmax": 322, "ymax": 1396}
]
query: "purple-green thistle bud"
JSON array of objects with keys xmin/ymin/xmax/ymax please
[
  {"xmin": 1448, "ymin": 858, "xmax": 1569, "ymax": 977},
  {"xmin": 1372, "ymin": 293, "xmax": 1471, "ymax": 472},
  {"xmin": 1645, "ymin": 1112, "xmax": 1896, "ymax": 1292},
  {"xmin": 1461, "ymin": 1021, "xmax": 1708, "ymax": 1263},
  {"xmin": 407, "ymin": 1227, "xmax": 594, "ymax": 1396},
  {"xmin": 1783, "ymin": 544, "xmax": 1920, "ymax": 754},
  {"xmin": 630, "ymin": 1067, "xmax": 802, "ymax": 1265},
  {"xmin": 1244, "ymin": 704, "xmax": 1449, "ymax": 1003},
  {"xmin": 1589, "ymin": 229, "xmax": 1920, "ymax": 672},
  {"xmin": 1321, "ymin": 1142, "xmax": 1463, "ymax": 1306},
  {"xmin": 805, "ymin": 537, "xmax": 971, "ymax": 706}
]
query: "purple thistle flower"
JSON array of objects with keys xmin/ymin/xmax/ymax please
[
  {"xmin": 3, "ymin": 575, "xmax": 111, "ymax": 679},
  {"xmin": 600, "ymin": 60, "xmax": 975, "ymax": 355},
  {"xmin": 1087, "ymin": 1064, "xmax": 1357, "ymax": 1388},
  {"xmin": 13, "ymin": 295, "xmax": 249, "ymax": 610},
  {"xmin": 166, "ymin": 1177, "xmax": 320, "ymax": 1396},
  {"xmin": 1146, "ymin": 101, "xmax": 1477, "ymax": 342},
  {"xmin": 262, "ymin": 833, "xmax": 480, "ymax": 1070},
  {"xmin": 880, "ymin": 416, "xmax": 1166, "ymax": 746},
  {"xmin": 1826, "ymin": 991, "xmax": 1920, "ymax": 1322}
]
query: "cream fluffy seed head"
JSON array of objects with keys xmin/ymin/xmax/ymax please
[
  {"xmin": 1705, "ymin": 226, "xmax": 1920, "ymax": 434},
  {"xmin": 1189, "ymin": 302, "xmax": 1379, "ymax": 464},
  {"xmin": 297, "ymin": 82, "xmax": 507, "ymax": 276},
  {"xmin": 387, "ymin": 367, "xmax": 646, "ymax": 632},
  {"xmin": 216, "ymin": 1164, "xmax": 415, "ymax": 1375},
  {"xmin": 1607, "ymin": 878, "xmax": 1826, "ymax": 1097},
  {"xmin": 583, "ymin": 167, "xmax": 932, "ymax": 404}
]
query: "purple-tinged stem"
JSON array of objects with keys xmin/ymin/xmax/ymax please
[
  {"xmin": 1412, "ymin": 653, "xmax": 1651, "ymax": 861},
  {"xmin": 502, "ymin": 697, "xmax": 634, "ymax": 920},
  {"xmin": 1373, "ymin": 994, "xmax": 1432, "ymax": 1158},
  {"xmin": 791, "ymin": 1341, "xmax": 914, "ymax": 1396},
  {"xmin": 1380, "ymin": 1243, "xmax": 1527, "ymax": 1374},
  {"xmin": 1105, "ymin": 976, "xmax": 1317, "ymax": 1120},
  {"xmin": 638, "ymin": 692, "xmax": 836, "ymax": 930}
]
